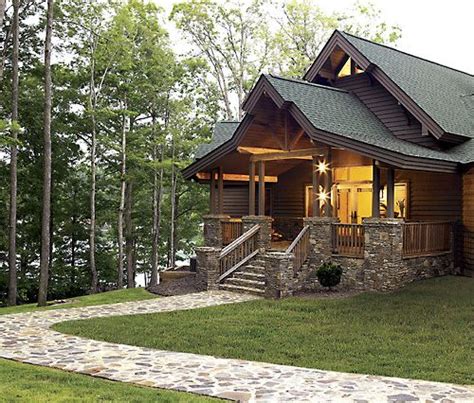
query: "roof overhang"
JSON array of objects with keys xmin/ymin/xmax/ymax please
[{"xmin": 183, "ymin": 75, "xmax": 459, "ymax": 179}]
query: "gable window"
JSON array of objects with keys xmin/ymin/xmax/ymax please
[{"xmin": 338, "ymin": 57, "xmax": 363, "ymax": 78}]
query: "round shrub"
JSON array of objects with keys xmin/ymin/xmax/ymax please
[{"xmin": 316, "ymin": 262, "xmax": 343, "ymax": 289}]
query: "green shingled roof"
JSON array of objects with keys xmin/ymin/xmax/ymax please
[
  {"xmin": 195, "ymin": 121, "xmax": 240, "ymax": 159},
  {"xmin": 194, "ymin": 75, "xmax": 474, "ymax": 165},
  {"xmin": 340, "ymin": 31, "xmax": 474, "ymax": 138},
  {"xmin": 265, "ymin": 75, "xmax": 461, "ymax": 163}
]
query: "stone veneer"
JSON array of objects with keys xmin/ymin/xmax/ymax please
[
  {"xmin": 203, "ymin": 215, "xmax": 230, "ymax": 247},
  {"xmin": 195, "ymin": 246, "xmax": 220, "ymax": 291},
  {"xmin": 200, "ymin": 215, "xmax": 455, "ymax": 297},
  {"xmin": 242, "ymin": 216, "xmax": 272, "ymax": 251}
]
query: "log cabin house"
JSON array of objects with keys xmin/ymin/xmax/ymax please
[{"xmin": 183, "ymin": 31, "xmax": 474, "ymax": 297}]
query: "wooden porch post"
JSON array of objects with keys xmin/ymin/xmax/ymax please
[
  {"xmin": 249, "ymin": 161, "xmax": 256, "ymax": 215},
  {"xmin": 258, "ymin": 160, "xmax": 265, "ymax": 216},
  {"xmin": 324, "ymin": 147, "xmax": 333, "ymax": 217},
  {"xmin": 218, "ymin": 166, "xmax": 224, "ymax": 214},
  {"xmin": 372, "ymin": 161, "xmax": 381, "ymax": 218},
  {"xmin": 386, "ymin": 167, "xmax": 395, "ymax": 218},
  {"xmin": 209, "ymin": 169, "xmax": 216, "ymax": 214},
  {"xmin": 312, "ymin": 155, "xmax": 320, "ymax": 217}
]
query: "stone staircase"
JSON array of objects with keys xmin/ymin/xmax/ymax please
[{"xmin": 219, "ymin": 258, "xmax": 266, "ymax": 296}]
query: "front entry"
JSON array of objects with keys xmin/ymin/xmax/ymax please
[{"xmin": 305, "ymin": 166, "xmax": 408, "ymax": 223}]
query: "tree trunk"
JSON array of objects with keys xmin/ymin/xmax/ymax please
[
  {"xmin": 125, "ymin": 180, "xmax": 134, "ymax": 288},
  {"xmin": 0, "ymin": 0, "xmax": 6, "ymax": 33},
  {"xmin": 38, "ymin": 0, "xmax": 54, "ymax": 307},
  {"xmin": 150, "ymin": 114, "xmax": 164, "ymax": 287},
  {"xmin": 88, "ymin": 57, "xmax": 98, "ymax": 294},
  {"xmin": 117, "ymin": 107, "xmax": 128, "ymax": 289},
  {"xmin": 0, "ymin": 2, "xmax": 10, "ymax": 86},
  {"xmin": 7, "ymin": 0, "xmax": 19, "ymax": 306},
  {"xmin": 169, "ymin": 137, "xmax": 177, "ymax": 269}
]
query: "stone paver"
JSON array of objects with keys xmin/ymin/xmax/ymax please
[{"xmin": 0, "ymin": 291, "xmax": 473, "ymax": 402}]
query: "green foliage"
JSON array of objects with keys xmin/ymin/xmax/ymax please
[
  {"xmin": 55, "ymin": 277, "xmax": 474, "ymax": 385},
  {"xmin": 315, "ymin": 262, "xmax": 343, "ymax": 288}
]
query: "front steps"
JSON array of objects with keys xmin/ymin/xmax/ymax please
[{"xmin": 218, "ymin": 259, "xmax": 266, "ymax": 296}]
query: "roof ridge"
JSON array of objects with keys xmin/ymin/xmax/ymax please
[
  {"xmin": 266, "ymin": 74, "xmax": 348, "ymax": 93},
  {"xmin": 217, "ymin": 120, "xmax": 241, "ymax": 124},
  {"xmin": 340, "ymin": 31, "xmax": 474, "ymax": 78}
]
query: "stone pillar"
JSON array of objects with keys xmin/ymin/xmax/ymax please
[
  {"xmin": 195, "ymin": 246, "xmax": 221, "ymax": 291},
  {"xmin": 242, "ymin": 215, "xmax": 272, "ymax": 251},
  {"xmin": 264, "ymin": 251, "xmax": 294, "ymax": 298},
  {"xmin": 203, "ymin": 214, "xmax": 230, "ymax": 247},
  {"xmin": 363, "ymin": 218, "xmax": 404, "ymax": 291},
  {"xmin": 304, "ymin": 216, "xmax": 339, "ymax": 267}
]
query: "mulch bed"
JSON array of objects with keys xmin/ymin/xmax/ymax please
[{"xmin": 147, "ymin": 274, "xmax": 201, "ymax": 297}]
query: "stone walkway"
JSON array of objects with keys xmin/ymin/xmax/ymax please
[{"xmin": 0, "ymin": 291, "xmax": 473, "ymax": 402}]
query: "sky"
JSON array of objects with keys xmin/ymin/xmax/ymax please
[{"xmin": 153, "ymin": 0, "xmax": 474, "ymax": 74}]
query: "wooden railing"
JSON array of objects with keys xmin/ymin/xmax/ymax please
[
  {"xmin": 402, "ymin": 221, "xmax": 452, "ymax": 257},
  {"xmin": 218, "ymin": 224, "xmax": 260, "ymax": 282},
  {"xmin": 332, "ymin": 223, "xmax": 365, "ymax": 258},
  {"xmin": 221, "ymin": 219, "xmax": 243, "ymax": 245},
  {"xmin": 286, "ymin": 225, "xmax": 310, "ymax": 273}
]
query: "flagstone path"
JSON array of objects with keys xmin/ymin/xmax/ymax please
[{"xmin": 1, "ymin": 291, "xmax": 473, "ymax": 402}]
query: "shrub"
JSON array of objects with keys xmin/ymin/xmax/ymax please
[{"xmin": 316, "ymin": 262, "xmax": 343, "ymax": 289}]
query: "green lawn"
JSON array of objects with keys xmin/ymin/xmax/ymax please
[
  {"xmin": 55, "ymin": 276, "xmax": 473, "ymax": 385},
  {"xmin": 1, "ymin": 289, "xmax": 219, "ymax": 402},
  {"xmin": 0, "ymin": 358, "xmax": 217, "ymax": 402},
  {"xmin": 0, "ymin": 288, "xmax": 157, "ymax": 316}
]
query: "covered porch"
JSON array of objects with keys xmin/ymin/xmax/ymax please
[{"xmin": 204, "ymin": 145, "xmax": 455, "ymax": 260}]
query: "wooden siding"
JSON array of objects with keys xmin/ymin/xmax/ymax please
[
  {"xmin": 335, "ymin": 73, "xmax": 439, "ymax": 149},
  {"xmin": 397, "ymin": 170, "xmax": 462, "ymax": 221},
  {"xmin": 222, "ymin": 185, "xmax": 249, "ymax": 217},
  {"xmin": 462, "ymin": 167, "xmax": 474, "ymax": 272},
  {"xmin": 273, "ymin": 162, "xmax": 311, "ymax": 217}
]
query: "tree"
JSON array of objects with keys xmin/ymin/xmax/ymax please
[
  {"xmin": 171, "ymin": 0, "xmax": 273, "ymax": 119},
  {"xmin": 38, "ymin": 0, "xmax": 54, "ymax": 307},
  {"xmin": 272, "ymin": 0, "xmax": 401, "ymax": 77},
  {"xmin": 7, "ymin": 0, "xmax": 19, "ymax": 306}
]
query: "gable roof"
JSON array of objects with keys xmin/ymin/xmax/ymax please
[
  {"xmin": 264, "ymin": 75, "xmax": 460, "ymax": 164},
  {"xmin": 195, "ymin": 121, "xmax": 240, "ymax": 159},
  {"xmin": 304, "ymin": 31, "xmax": 474, "ymax": 139},
  {"xmin": 183, "ymin": 74, "xmax": 462, "ymax": 179},
  {"xmin": 339, "ymin": 32, "xmax": 474, "ymax": 138}
]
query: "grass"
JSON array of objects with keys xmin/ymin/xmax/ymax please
[
  {"xmin": 1, "ymin": 288, "xmax": 219, "ymax": 402},
  {"xmin": 55, "ymin": 276, "xmax": 474, "ymax": 385},
  {"xmin": 0, "ymin": 358, "xmax": 217, "ymax": 402},
  {"xmin": 0, "ymin": 288, "xmax": 157, "ymax": 316}
]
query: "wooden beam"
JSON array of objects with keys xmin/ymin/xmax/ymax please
[
  {"xmin": 196, "ymin": 172, "xmax": 278, "ymax": 183},
  {"xmin": 218, "ymin": 166, "xmax": 224, "ymax": 214},
  {"xmin": 312, "ymin": 155, "xmax": 320, "ymax": 217},
  {"xmin": 250, "ymin": 147, "xmax": 323, "ymax": 162},
  {"xmin": 258, "ymin": 161, "xmax": 265, "ymax": 216},
  {"xmin": 386, "ymin": 167, "xmax": 395, "ymax": 218},
  {"xmin": 372, "ymin": 161, "xmax": 381, "ymax": 218},
  {"xmin": 249, "ymin": 161, "xmax": 256, "ymax": 215},
  {"xmin": 209, "ymin": 169, "xmax": 216, "ymax": 214},
  {"xmin": 288, "ymin": 128, "xmax": 305, "ymax": 150},
  {"xmin": 324, "ymin": 147, "xmax": 333, "ymax": 217}
]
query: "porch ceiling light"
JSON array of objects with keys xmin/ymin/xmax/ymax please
[{"xmin": 317, "ymin": 161, "xmax": 328, "ymax": 173}]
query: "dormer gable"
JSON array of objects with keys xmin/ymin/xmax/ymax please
[{"xmin": 303, "ymin": 31, "xmax": 474, "ymax": 144}]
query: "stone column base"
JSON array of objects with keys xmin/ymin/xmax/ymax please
[
  {"xmin": 203, "ymin": 215, "xmax": 230, "ymax": 247},
  {"xmin": 195, "ymin": 246, "xmax": 221, "ymax": 290},
  {"xmin": 242, "ymin": 216, "xmax": 273, "ymax": 251}
]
